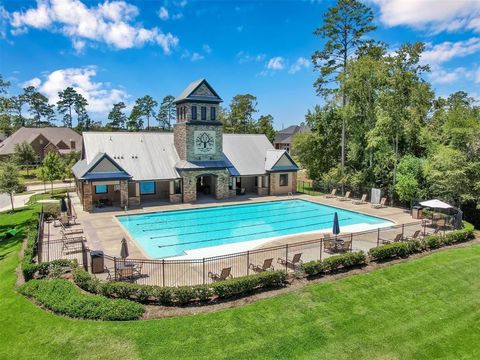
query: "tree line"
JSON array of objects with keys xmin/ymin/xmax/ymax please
[{"xmin": 294, "ymin": 0, "xmax": 480, "ymax": 226}]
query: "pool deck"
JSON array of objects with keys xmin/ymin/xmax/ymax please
[{"xmin": 69, "ymin": 192, "xmax": 418, "ymax": 260}]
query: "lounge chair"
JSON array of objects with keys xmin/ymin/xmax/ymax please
[
  {"xmin": 278, "ymin": 253, "xmax": 303, "ymax": 269},
  {"xmin": 208, "ymin": 267, "xmax": 233, "ymax": 282},
  {"xmin": 381, "ymin": 233, "xmax": 403, "ymax": 244},
  {"xmin": 60, "ymin": 223, "xmax": 83, "ymax": 236},
  {"xmin": 425, "ymin": 227, "xmax": 441, "ymax": 236},
  {"xmin": 249, "ymin": 258, "xmax": 274, "ymax": 273},
  {"xmin": 61, "ymin": 235, "xmax": 84, "ymax": 253},
  {"xmin": 352, "ymin": 194, "xmax": 367, "ymax": 205},
  {"xmin": 407, "ymin": 230, "xmax": 421, "ymax": 240},
  {"xmin": 337, "ymin": 191, "xmax": 351, "ymax": 201},
  {"xmin": 372, "ymin": 197, "xmax": 387, "ymax": 209},
  {"xmin": 325, "ymin": 189, "xmax": 337, "ymax": 198}
]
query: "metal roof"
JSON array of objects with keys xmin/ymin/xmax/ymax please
[
  {"xmin": 81, "ymin": 132, "xmax": 181, "ymax": 181},
  {"xmin": 174, "ymin": 79, "xmax": 222, "ymax": 104},
  {"xmin": 75, "ymin": 132, "xmax": 298, "ymax": 181},
  {"xmin": 274, "ymin": 124, "xmax": 311, "ymax": 144},
  {"xmin": 0, "ymin": 127, "xmax": 82, "ymax": 155},
  {"xmin": 264, "ymin": 149, "xmax": 299, "ymax": 172}
]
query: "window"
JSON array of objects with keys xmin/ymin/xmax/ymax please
[
  {"xmin": 279, "ymin": 174, "xmax": 289, "ymax": 187},
  {"xmin": 201, "ymin": 106, "xmax": 207, "ymax": 120},
  {"xmin": 210, "ymin": 107, "xmax": 216, "ymax": 121},
  {"xmin": 174, "ymin": 179, "xmax": 182, "ymax": 194},
  {"xmin": 191, "ymin": 106, "xmax": 197, "ymax": 120},
  {"xmin": 95, "ymin": 185, "xmax": 108, "ymax": 194},
  {"xmin": 140, "ymin": 181, "xmax": 156, "ymax": 195}
]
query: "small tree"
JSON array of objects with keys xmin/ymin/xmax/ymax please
[
  {"xmin": 41, "ymin": 152, "xmax": 63, "ymax": 194},
  {"xmin": 13, "ymin": 141, "xmax": 38, "ymax": 174},
  {"xmin": 0, "ymin": 161, "xmax": 22, "ymax": 211}
]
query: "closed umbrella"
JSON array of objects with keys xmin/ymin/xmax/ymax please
[
  {"xmin": 120, "ymin": 237, "xmax": 129, "ymax": 259},
  {"xmin": 332, "ymin": 212, "xmax": 340, "ymax": 236},
  {"xmin": 66, "ymin": 193, "xmax": 72, "ymax": 217},
  {"xmin": 60, "ymin": 197, "xmax": 68, "ymax": 213}
]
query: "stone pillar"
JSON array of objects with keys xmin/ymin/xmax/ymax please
[
  {"xmin": 83, "ymin": 182, "xmax": 93, "ymax": 212},
  {"xmin": 183, "ymin": 174, "xmax": 197, "ymax": 203},
  {"xmin": 169, "ymin": 180, "xmax": 182, "ymax": 203},
  {"xmin": 291, "ymin": 172, "xmax": 297, "ymax": 194},
  {"xmin": 120, "ymin": 180, "xmax": 129, "ymax": 209},
  {"xmin": 257, "ymin": 175, "xmax": 268, "ymax": 196}
]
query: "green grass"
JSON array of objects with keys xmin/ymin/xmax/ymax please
[
  {"xmin": 297, "ymin": 182, "xmax": 324, "ymax": 196},
  {"xmin": 1, "ymin": 206, "xmax": 480, "ymax": 359}
]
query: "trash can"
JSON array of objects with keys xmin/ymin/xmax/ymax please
[
  {"xmin": 412, "ymin": 206, "xmax": 423, "ymax": 220},
  {"xmin": 91, "ymin": 250, "xmax": 104, "ymax": 274}
]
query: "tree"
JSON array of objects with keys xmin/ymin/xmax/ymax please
[
  {"xmin": 394, "ymin": 155, "xmax": 425, "ymax": 205},
  {"xmin": 41, "ymin": 152, "xmax": 63, "ymax": 194},
  {"xmin": 13, "ymin": 142, "xmax": 38, "ymax": 174},
  {"xmin": 73, "ymin": 93, "xmax": 90, "ymax": 130},
  {"xmin": 223, "ymin": 94, "xmax": 258, "ymax": 133},
  {"xmin": 57, "ymin": 87, "xmax": 78, "ymax": 128},
  {"xmin": 312, "ymin": 0, "xmax": 376, "ymax": 183},
  {"xmin": 0, "ymin": 161, "xmax": 22, "ymax": 211},
  {"xmin": 106, "ymin": 102, "xmax": 127, "ymax": 130},
  {"xmin": 136, "ymin": 95, "xmax": 158, "ymax": 130},
  {"xmin": 126, "ymin": 104, "xmax": 143, "ymax": 131},
  {"xmin": 23, "ymin": 86, "xmax": 55, "ymax": 127},
  {"xmin": 256, "ymin": 114, "xmax": 276, "ymax": 143},
  {"xmin": 157, "ymin": 95, "xmax": 176, "ymax": 130}
]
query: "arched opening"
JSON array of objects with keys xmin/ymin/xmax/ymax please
[{"xmin": 196, "ymin": 174, "xmax": 218, "ymax": 199}]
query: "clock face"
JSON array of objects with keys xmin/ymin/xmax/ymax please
[{"xmin": 194, "ymin": 131, "xmax": 216, "ymax": 155}]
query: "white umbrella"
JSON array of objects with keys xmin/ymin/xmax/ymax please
[{"xmin": 419, "ymin": 199, "xmax": 453, "ymax": 209}]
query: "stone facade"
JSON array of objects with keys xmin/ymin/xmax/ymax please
[
  {"xmin": 270, "ymin": 172, "xmax": 297, "ymax": 196},
  {"xmin": 180, "ymin": 169, "xmax": 232, "ymax": 203},
  {"xmin": 176, "ymin": 102, "xmax": 220, "ymax": 124},
  {"xmin": 169, "ymin": 194, "xmax": 182, "ymax": 203},
  {"xmin": 83, "ymin": 182, "xmax": 93, "ymax": 212},
  {"xmin": 120, "ymin": 180, "xmax": 129, "ymax": 208}
]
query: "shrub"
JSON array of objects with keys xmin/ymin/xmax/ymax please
[
  {"xmin": 302, "ymin": 251, "xmax": 366, "ymax": 276},
  {"xmin": 42, "ymin": 203, "xmax": 60, "ymax": 219},
  {"xmin": 369, "ymin": 242, "xmax": 411, "ymax": 261},
  {"xmin": 423, "ymin": 235, "xmax": 443, "ymax": 249},
  {"xmin": 211, "ymin": 271, "xmax": 286, "ymax": 299},
  {"xmin": 19, "ymin": 279, "xmax": 144, "ymax": 320},
  {"xmin": 173, "ymin": 287, "xmax": 197, "ymax": 305}
]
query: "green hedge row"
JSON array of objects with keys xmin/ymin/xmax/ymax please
[
  {"xmin": 19, "ymin": 279, "xmax": 144, "ymax": 320},
  {"xmin": 73, "ymin": 268, "xmax": 286, "ymax": 305},
  {"xmin": 302, "ymin": 251, "xmax": 367, "ymax": 276},
  {"xmin": 369, "ymin": 223, "xmax": 475, "ymax": 261},
  {"xmin": 21, "ymin": 221, "xmax": 40, "ymax": 281}
]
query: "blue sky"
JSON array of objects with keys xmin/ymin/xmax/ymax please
[{"xmin": 1, "ymin": 0, "xmax": 480, "ymax": 129}]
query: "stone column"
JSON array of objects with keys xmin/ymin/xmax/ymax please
[
  {"xmin": 257, "ymin": 175, "xmax": 268, "ymax": 196},
  {"xmin": 169, "ymin": 180, "xmax": 182, "ymax": 203},
  {"xmin": 83, "ymin": 182, "xmax": 93, "ymax": 212},
  {"xmin": 120, "ymin": 180, "xmax": 129, "ymax": 209}
]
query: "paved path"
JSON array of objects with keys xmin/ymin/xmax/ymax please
[{"xmin": 26, "ymin": 182, "xmax": 73, "ymax": 192}]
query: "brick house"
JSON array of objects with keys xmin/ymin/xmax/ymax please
[
  {"xmin": 72, "ymin": 79, "xmax": 299, "ymax": 212},
  {"xmin": 274, "ymin": 124, "xmax": 310, "ymax": 154}
]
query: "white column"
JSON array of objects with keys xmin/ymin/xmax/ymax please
[
  {"xmin": 257, "ymin": 176, "xmax": 262, "ymax": 188},
  {"xmin": 169, "ymin": 180, "xmax": 174, "ymax": 195},
  {"xmin": 231, "ymin": 177, "xmax": 236, "ymax": 190},
  {"xmin": 135, "ymin": 182, "xmax": 140, "ymax": 197}
]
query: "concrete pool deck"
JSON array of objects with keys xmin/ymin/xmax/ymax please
[{"xmin": 70, "ymin": 192, "xmax": 418, "ymax": 260}]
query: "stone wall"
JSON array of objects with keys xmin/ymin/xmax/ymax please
[
  {"xmin": 270, "ymin": 172, "xmax": 297, "ymax": 196},
  {"xmin": 180, "ymin": 169, "xmax": 232, "ymax": 203},
  {"xmin": 173, "ymin": 123, "xmax": 187, "ymax": 160},
  {"xmin": 176, "ymin": 102, "xmax": 220, "ymax": 123},
  {"xmin": 83, "ymin": 182, "xmax": 93, "ymax": 212},
  {"xmin": 169, "ymin": 194, "xmax": 182, "ymax": 203},
  {"xmin": 120, "ymin": 180, "xmax": 129, "ymax": 208}
]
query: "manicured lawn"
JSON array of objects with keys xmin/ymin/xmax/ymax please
[{"xmin": 1, "ymin": 206, "xmax": 480, "ymax": 359}]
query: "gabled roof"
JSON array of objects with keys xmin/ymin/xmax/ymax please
[
  {"xmin": 0, "ymin": 127, "xmax": 82, "ymax": 155},
  {"xmin": 274, "ymin": 124, "xmax": 311, "ymax": 144},
  {"xmin": 265, "ymin": 149, "xmax": 299, "ymax": 172},
  {"xmin": 72, "ymin": 152, "xmax": 131, "ymax": 180},
  {"xmin": 174, "ymin": 79, "xmax": 222, "ymax": 104}
]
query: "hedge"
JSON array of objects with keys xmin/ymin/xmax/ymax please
[
  {"xmin": 73, "ymin": 268, "xmax": 286, "ymax": 305},
  {"xmin": 302, "ymin": 251, "xmax": 366, "ymax": 276},
  {"xmin": 19, "ymin": 279, "xmax": 144, "ymax": 320}
]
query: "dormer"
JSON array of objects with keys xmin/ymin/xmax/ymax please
[{"xmin": 174, "ymin": 79, "xmax": 222, "ymax": 124}]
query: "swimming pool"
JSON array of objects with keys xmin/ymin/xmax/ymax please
[{"xmin": 117, "ymin": 199, "xmax": 393, "ymax": 258}]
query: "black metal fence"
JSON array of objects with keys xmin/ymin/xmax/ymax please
[{"xmin": 96, "ymin": 220, "xmax": 453, "ymax": 287}]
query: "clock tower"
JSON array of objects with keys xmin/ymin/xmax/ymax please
[
  {"xmin": 173, "ymin": 79, "xmax": 223, "ymax": 162},
  {"xmin": 173, "ymin": 79, "xmax": 232, "ymax": 202}
]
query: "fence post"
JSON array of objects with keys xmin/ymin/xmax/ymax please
[
  {"xmin": 246, "ymin": 251, "xmax": 250, "ymax": 276},
  {"xmin": 377, "ymin": 228, "xmax": 380, "ymax": 247},
  {"xmin": 402, "ymin": 224, "xmax": 405, "ymax": 240},
  {"xmin": 285, "ymin": 244, "xmax": 289, "ymax": 273},
  {"xmin": 113, "ymin": 257, "xmax": 117, "ymax": 281},
  {"xmin": 320, "ymin": 239, "xmax": 323, "ymax": 262},
  {"xmin": 203, "ymin": 258, "xmax": 205, "ymax": 284},
  {"xmin": 162, "ymin": 259, "xmax": 165, "ymax": 287},
  {"xmin": 423, "ymin": 221, "xmax": 426, "ymax": 237},
  {"xmin": 350, "ymin": 233, "xmax": 353, "ymax": 252}
]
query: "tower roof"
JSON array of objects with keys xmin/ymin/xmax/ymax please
[{"xmin": 174, "ymin": 79, "xmax": 222, "ymax": 104}]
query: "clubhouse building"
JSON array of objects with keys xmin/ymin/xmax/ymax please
[{"xmin": 72, "ymin": 79, "xmax": 299, "ymax": 212}]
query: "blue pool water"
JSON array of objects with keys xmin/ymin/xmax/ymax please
[{"xmin": 117, "ymin": 199, "xmax": 391, "ymax": 258}]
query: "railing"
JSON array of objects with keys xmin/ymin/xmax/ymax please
[{"xmin": 97, "ymin": 220, "xmax": 453, "ymax": 287}]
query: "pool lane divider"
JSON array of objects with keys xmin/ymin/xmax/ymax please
[
  {"xmin": 133, "ymin": 201, "xmax": 307, "ymax": 225},
  {"xmin": 155, "ymin": 217, "xmax": 353, "ymax": 249},
  {"xmin": 142, "ymin": 207, "xmax": 330, "ymax": 232}
]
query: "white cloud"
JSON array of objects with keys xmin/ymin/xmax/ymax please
[
  {"xmin": 9, "ymin": 0, "xmax": 179, "ymax": 53},
  {"xmin": 266, "ymin": 56, "xmax": 285, "ymax": 70},
  {"xmin": 158, "ymin": 6, "xmax": 169, "ymax": 21},
  {"xmin": 24, "ymin": 66, "xmax": 129, "ymax": 114},
  {"xmin": 372, "ymin": 0, "xmax": 480, "ymax": 33},
  {"xmin": 181, "ymin": 50, "xmax": 204, "ymax": 61},
  {"xmin": 288, "ymin": 57, "xmax": 310, "ymax": 74},
  {"xmin": 190, "ymin": 52, "xmax": 204, "ymax": 61},
  {"xmin": 236, "ymin": 51, "xmax": 266, "ymax": 64},
  {"xmin": 428, "ymin": 65, "xmax": 480, "ymax": 85},
  {"xmin": 421, "ymin": 38, "xmax": 480, "ymax": 65},
  {"xmin": 202, "ymin": 44, "xmax": 212, "ymax": 53}
]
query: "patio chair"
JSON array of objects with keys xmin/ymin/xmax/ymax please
[
  {"xmin": 425, "ymin": 227, "xmax": 441, "ymax": 236},
  {"xmin": 278, "ymin": 253, "xmax": 303, "ymax": 270},
  {"xmin": 338, "ymin": 239, "xmax": 352, "ymax": 252},
  {"xmin": 372, "ymin": 197, "xmax": 387, "ymax": 209},
  {"xmin": 208, "ymin": 267, "xmax": 233, "ymax": 282},
  {"xmin": 325, "ymin": 189, "xmax": 337, "ymax": 198},
  {"xmin": 60, "ymin": 223, "xmax": 83, "ymax": 236},
  {"xmin": 337, "ymin": 191, "xmax": 352, "ymax": 201},
  {"xmin": 323, "ymin": 238, "xmax": 335, "ymax": 253},
  {"xmin": 352, "ymin": 194, "xmax": 367, "ymax": 205},
  {"xmin": 380, "ymin": 233, "xmax": 403, "ymax": 244},
  {"xmin": 407, "ymin": 230, "xmax": 421, "ymax": 240},
  {"xmin": 249, "ymin": 258, "xmax": 274, "ymax": 273}
]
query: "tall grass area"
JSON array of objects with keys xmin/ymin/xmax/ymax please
[{"xmin": 1, "ymin": 203, "xmax": 480, "ymax": 359}]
